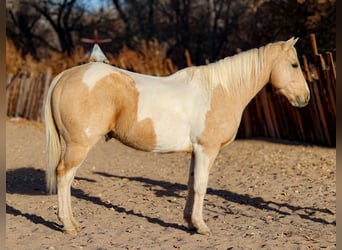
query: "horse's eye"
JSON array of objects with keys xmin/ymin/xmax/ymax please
[{"xmin": 292, "ymin": 63, "xmax": 298, "ymax": 68}]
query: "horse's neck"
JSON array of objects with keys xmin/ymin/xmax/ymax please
[
  {"xmin": 240, "ymin": 60, "xmax": 273, "ymax": 109},
  {"xmin": 206, "ymin": 47, "xmax": 274, "ymax": 109}
]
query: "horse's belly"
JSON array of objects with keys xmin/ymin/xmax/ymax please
[
  {"xmin": 152, "ymin": 122, "xmax": 193, "ymax": 152},
  {"xmin": 112, "ymin": 117, "xmax": 192, "ymax": 153},
  {"xmin": 134, "ymin": 102, "xmax": 194, "ymax": 153}
]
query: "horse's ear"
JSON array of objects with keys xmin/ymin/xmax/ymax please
[
  {"xmin": 283, "ymin": 37, "xmax": 299, "ymax": 51},
  {"xmin": 292, "ymin": 37, "xmax": 299, "ymax": 46}
]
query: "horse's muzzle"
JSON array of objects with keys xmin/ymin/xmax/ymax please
[{"xmin": 292, "ymin": 93, "xmax": 310, "ymax": 108}]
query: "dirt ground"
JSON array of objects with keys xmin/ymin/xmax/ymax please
[{"xmin": 6, "ymin": 119, "xmax": 336, "ymax": 250}]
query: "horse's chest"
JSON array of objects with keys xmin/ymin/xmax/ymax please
[{"xmin": 196, "ymin": 86, "xmax": 243, "ymax": 147}]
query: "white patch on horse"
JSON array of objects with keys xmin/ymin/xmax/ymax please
[
  {"xmin": 123, "ymin": 70, "xmax": 211, "ymax": 152},
  {"xmin": 84, "ymin": 127, "xmax": 91, "ymax": 138},
  {"xmin": 82, "ymin": 62, "xmax": 114, "ymax": 91}
]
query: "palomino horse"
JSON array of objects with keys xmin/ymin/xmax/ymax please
[{"xmin": 44, "ymin": 38, "xmax": 310, "ymax": 235}]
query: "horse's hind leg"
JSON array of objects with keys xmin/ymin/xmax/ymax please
[
  {"xmin": 56, "ymin": 142, "xmax": 93, "ymax": 234},
  {"xmin": 184, "ymin": 154, "xmax": 195, "ymax": 230}
]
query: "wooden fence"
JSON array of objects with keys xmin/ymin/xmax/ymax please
[
  {"xmin": 6, "ymin": 35, "xmax": 335, "ymax": 146},
  {"xmin": 6, "ymin": 67, "xmax": 52, "ymax": 122}
]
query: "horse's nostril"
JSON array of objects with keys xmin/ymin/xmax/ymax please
[{"xmin": 295, "ymin": 94, "xmax": 309, "ymax": 107}]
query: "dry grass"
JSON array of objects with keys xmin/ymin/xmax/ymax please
[
  {"xmin": 109, "ymin": 40, "xmax": 176, "ymax": 76},
  {"xmin": 6, "ymin": 38, "xmax": 176, "ymax": 78},
  {"xmin": 6, "ymin": 38, "xmax": 90, "ymax": 77}
]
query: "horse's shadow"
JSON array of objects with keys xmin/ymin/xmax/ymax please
[
  {"xmin": 6, "ymin": 167, "xmax": 335, "ymax": 234},
  {"xmin": 6, "ymin": 167, "xmax": 46, "ymax": 196},
  {"xmin": 6, "ymin": 167, "xmax": 188, "ymax": 233},
  {"xmin": 6, "ymin": 167, "xmax": 63, "ymax": 232},
  {"xmin": 93, "ymin": 171, "xmax": 336, "ymax": 226},
  {"xmin": 70, "ymin": 186, "xmax": 188, "ymax": 232},
  {"xmin": 6, "ymin": 204, "xmax": 63, "ymax": 232}
]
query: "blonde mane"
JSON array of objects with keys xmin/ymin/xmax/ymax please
[{"xmin": 189, "ymin": 45, "xmax": 267, "ymax": 93}]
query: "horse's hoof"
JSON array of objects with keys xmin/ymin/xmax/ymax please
[
  {"xmin": 63, "ymin": 228, "xmax": 78, "ymax": 235},
  {"xmin": 197, "ymin": 226, "xmax": 211, "ymax": 235},
  {"xmin": 71, "ymin": 218, "xmax": 81, "ymax": 232},
  {"xmin": 73, "ymin": 223, "xmax": 81, "ymax": 232}
]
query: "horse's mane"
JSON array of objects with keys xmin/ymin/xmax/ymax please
[{"xmin": 188, "ymin": 45, "xmax": 267, "ymax": 93}]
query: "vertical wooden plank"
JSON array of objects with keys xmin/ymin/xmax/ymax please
[
  {"xmin": 275, "ymin": 94, "xmax": 286, "ymax": 139},
  {"xmin": 25, "ymin": 74, "xmax": 35, "ymax": 119},
  {"xmin": 259, "ymin": 88, "xmax": 276, "ymax": 138},
  {"xmin": 15, "ymin": 76, "xmax": 26, "ymax": 117},
  {"xmin": 302, "ymin": 55, "xmax": 312, "ymax": 82},
  {"xmin": 185, "ymin": 49, "xmax": 192, "ymax": 67},
  {"xmin": 304, "ymin": 82, "xmax": 319, "ymax": 143},
  {"xmin": 256, "ymin": 93, "xmax": 267, "ymax": 137},
  {"xmin": 294, "ymin": 109, "xmax": 305, "ymax": 142},
  {"xmin": 38, "ymin": 69, "xmax": 52, "ymax": 121},
  {"xmin": 240, "ymin": 109, "xmax": 251, "ymax": 138},
  {"xmin": 313, "ymin": 79, "xmax": 331, "ymax": 145},
  {"xmin": 326, "ymin": 52, "xmax": 336, "ymax": 80},
  {"xmin": 267, "ymin": 87, "xmax": 280, "ymax": 138},
  {"xmin": 323, "ymin": 67, "xmax": 336, "ymax": 115},
  {"xmin": 310, "ymin": 34, "xmax": 318, "ymax": 55}
]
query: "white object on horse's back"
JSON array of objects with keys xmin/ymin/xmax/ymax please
[{"xmin": 89, "ymin": 44, "xmax": 109, "ymax": 63}]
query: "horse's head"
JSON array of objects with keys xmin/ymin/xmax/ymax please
[{"xmin": 270, "ymin": 37, "xmax": 310, "ymax": 107}]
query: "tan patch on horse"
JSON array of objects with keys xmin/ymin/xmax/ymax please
[
  {"xmin": 52, "ymin": 65, "xmax": 157, "ymax": 151},
  {"xmin": 92, "ymin": 72, "xmax": 157, "ymax": 151},
  {"xmin": 198, "ymin": 85, "xmax": 241, "ymax": 151}
]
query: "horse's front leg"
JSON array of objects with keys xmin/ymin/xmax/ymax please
[{"xmin": 184, "ymin": 144, "xmax": 220, "ymax": 235}]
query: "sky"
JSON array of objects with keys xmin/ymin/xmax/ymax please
[{"xmin": 80, "ymin": 0, "xmax": 113, "ymax": 12}]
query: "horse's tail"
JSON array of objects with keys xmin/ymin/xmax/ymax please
[{"xmin": 44, "ymin": 73, "xmax": 63, "ymax": 194}]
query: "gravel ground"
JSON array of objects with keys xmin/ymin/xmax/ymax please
[{"xmin": 6, "ymin": 119, "xmax": 336, "ymax": 249}]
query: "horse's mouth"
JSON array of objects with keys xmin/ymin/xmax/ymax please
[
  {"xmin": 290, "ymin": 94, "xmax": 310, "ymax": 108},
  {"xmin": 277, "ymin": 88, "xmax": 310, "ymax": 108}
]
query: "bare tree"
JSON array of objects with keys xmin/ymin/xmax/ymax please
[
  {"xmin": 31, "ymin": 0, "xmax": 83, "ymax": 55},
  {"xmin": 7, "ymin": 0, "xmax": 88, "ymax": 57},
  {"xmin": 112, "ymin": 0, "xmax": 132, "ymax": 43},
  {"xmin": 6, "ymin": 1, "xmax": 41, "ymax": 58},
  {"xmin": 111, "ymin": 0, "xmax": 159, "ymax": 47},
  {"xmin": 6, "ymin": 0, "xmax": 335, "ymax": 66}
]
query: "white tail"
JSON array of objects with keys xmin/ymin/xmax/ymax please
[{"xmin": 44, "ymin": 73, "xmax": 63, "ymax": 194}]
